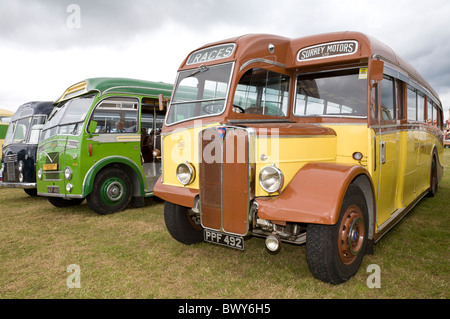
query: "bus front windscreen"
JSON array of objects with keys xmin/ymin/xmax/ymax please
[
  {"xmin": 40, "ymin": 95, "xmax": 95, "ymax": 142},
  {"xmin": 166, "ymin": 63, "xmax": 233, "ymax": 125}
]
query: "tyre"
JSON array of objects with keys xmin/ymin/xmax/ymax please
[
  {"xmin": 24, "ymin": 188, "xmax": 38, "ymax": 196},
  {"xmin": 48, "ymin": 197, "xmax": 84, "ymax": 207},
  {"xmin": 306, "ymin": 185, "xmax": 368, "ymax": 284},
  {"xmin": 164, "ymin": 201, "xmax": 203, "ymax": 245},
  {"xmin": 427, "ymin": 156, "xmax": 438, "ymax": 198},
  {"xmin": 87, "ymin": 167, "xmax": 132, "ymax": 215}
]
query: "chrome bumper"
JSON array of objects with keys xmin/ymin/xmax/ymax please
[{"xmin": 0, "ymin": 182, "xmax": 37, "ymax": 189}]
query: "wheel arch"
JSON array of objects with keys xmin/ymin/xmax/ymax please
[
  {"xmin": 350, "ymin": 174, "xmax": 375, "ymax": 240},
  {"xmin": 431, "ymin": 145, "xmax": 444, "ymax": 185},
  {"xmin": 82, "ymin": 156, "xmax": 144, "ymax": 197},
  {"xmin": 256, "ymin": 163, "xmax": 375, "ymax": 234}
]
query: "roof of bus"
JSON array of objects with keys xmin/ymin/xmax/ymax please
[
  {"xmin": 55, "ymin": 77, "xmax": 173, "ymax": 104},
  {"xmin": 0, "ymin": 108, "xmax": 14, "ymax": 117},
  {"xmin": 181, "ymin": 31, "xmax": 440, "ymax": 105},
  {"xmin": 10, "ymin": 101, "xmax": 54, "ymax": 122}
]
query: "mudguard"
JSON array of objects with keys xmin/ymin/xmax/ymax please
[{"xmin": 256, "ymin": 162, "xmax": 375, "ymax": 226}]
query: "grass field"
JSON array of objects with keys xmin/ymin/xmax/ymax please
[{"xmin": 0, "ymin": 150, "xmax": 449, "ymax": 300}]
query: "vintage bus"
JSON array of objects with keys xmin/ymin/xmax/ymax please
[
  {"xmin": 154, "ymin": 32, "xmax": 444, "ymax": 284},
  {"xmin": 0, "ymin": 108, "xmax": 14, "ymax": 160},
  {"xmin": 1, "ymin": 101, "xmax": 54, "ymax": 195},
  {"xmin": 36, "ymin": 78, "xmax": 172, "ymax": 214}
]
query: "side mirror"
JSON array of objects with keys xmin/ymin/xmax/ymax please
[
  {"xmin": 370, "ymin": 60, "xmax": 384, "ymax": 82},
  {"xmin": 88, "ymin": 120, "xmax": 98, "ymax": 135}
]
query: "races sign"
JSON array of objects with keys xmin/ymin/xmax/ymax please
[
  {"xmin": 187, "ymin": 43, "xmax": 236, "ymax": 65},
  {"xmin": 297, "ymin": 40, "xmax": 358, "ymax": 62}
]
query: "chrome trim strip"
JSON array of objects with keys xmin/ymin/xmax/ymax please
[{"xmin": 240, "ymin": 58, "xmax": 286, "ymax": 71}]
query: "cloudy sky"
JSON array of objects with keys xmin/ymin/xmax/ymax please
[{"xmin": 1, "ymin": 0, "xmax": 449, "ymax": 121}]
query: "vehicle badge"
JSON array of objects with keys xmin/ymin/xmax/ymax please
[{"xmin": 217, "ymin": 127, "xmax": 226, "ymax": 141}]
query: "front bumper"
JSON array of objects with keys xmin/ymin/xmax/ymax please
[{"xmin": 0, "ymin": 181, "xmax": 36, "ymax": 189}]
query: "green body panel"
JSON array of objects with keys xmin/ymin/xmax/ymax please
[
  {"xmin": 37, "ymin": 78, "xmax": 172, "ymax": 202},
  {"xmin": 0, "ymin": 124, "xmax": 8, "ymax": 139}
]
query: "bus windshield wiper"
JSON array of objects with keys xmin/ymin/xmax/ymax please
[{"xmin": 188, "ymin": 65, "xmax": 209, "ymax": 77}]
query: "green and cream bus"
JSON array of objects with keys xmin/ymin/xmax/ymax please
[{"xmin": 36, "ymin": 78, "xmax": 172, "ymax": 214}]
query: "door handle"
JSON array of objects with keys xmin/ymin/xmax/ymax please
[{"xmin": 381, "ymin": 141, "xmax": 386, "ymax": 164}]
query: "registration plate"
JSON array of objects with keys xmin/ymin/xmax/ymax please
[
  {"xmin": 204, "ymin": 229, "xmax": 244, "ymax": 250},
  {"xmin": 43, "ymin": 163, "xmax": 58, "ymax": 171},
  {"xmin": 47, "ymin": 186, "xmax": 60, "ymax": 194}
]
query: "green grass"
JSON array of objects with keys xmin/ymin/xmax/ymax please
[{"xmin": 1, "ymin": 150, "xmax": 449, "ymax": 299}]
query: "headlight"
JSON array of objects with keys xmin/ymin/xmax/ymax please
[
  {"xmin": 176, "ymin": 162, "xmax": 195, "ymax": 185},
  {"xmin": 19, "ymin": 173, "xmax": 24, "ymax": 183},
  {"xmin": 37, "ymin": 168, "xmax": 43, "ymax": 180},
  {"xmin": 18, "ymin": 161, "xmax": 24, "ymax": 172},
  {"xmin": 66, "ymin": 183, "xmax": 73, "ymax": 193},
  {"xmin": 259, "ymin": 165, "xmax": 284, "ymax": 194},
  {"xmin": 64, "ymin": 167, "xmax": 72, "ymax": 180}
]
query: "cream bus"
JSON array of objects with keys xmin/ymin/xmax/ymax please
[{"xmin": 154, "ymin": 32, "xmax": 444, "ymax": 284}]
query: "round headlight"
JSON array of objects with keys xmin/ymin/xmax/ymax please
[
  {"xmin": 18, "ymin": 161, "xmax": 24, "ymax": 172},
  {"xmin": 37, "ymin": 168, "xmax": 43, "ymax": 180},
  {"xmin": 64, "ymin": 167, "xmax": 72, "ymax": 180},
  {"xmin": 259, "ymin": 165, "xmax": 284, "ymax": 194},
  {"xmin": 66, "ymin": 183, "xmax": 73, "ymax": 193},
  {"xmin": 176, "ymin": 162, "xmax": 195, "ymax": 185}
]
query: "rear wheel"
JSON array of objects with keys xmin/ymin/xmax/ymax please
[
  {"xmin": 164, "ymin": 201, "xmax": 203, "ymax": 245},
  {"xmin": 87, "ymin": 167, "xmax": 132, "ymax": 215},
  {"xmin": 306, "ymin": 185, "xmax": 368, "ymax": 284},
  {"xmin": 427, "ymin": 156, "xmax": 438, "ymax": 197}
]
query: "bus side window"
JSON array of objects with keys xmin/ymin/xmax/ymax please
[
  {"xmin": 380, "ymin": 76, "xmax": 395, "ymax": 121},
  {"xmin": 89, "ymin": 97, "xmax": 138, "ymax": 134},
  {"xmin": 395, "ymin": 80, "xmax": 404, "ymax": 120},
  {"xmin": 434, "ymin": 104, "xmax": 442, "ymax": 129},
  {"xmin": 407, "ymin": 86, "xmax": 417, "ymax": 121},
  {"xmin": 427, "ymin": 99, "xmax": 433, "ymax": 125},
  {"xmin": 417, "ymin": 92, "xmax": 425, "ymax": 122}
]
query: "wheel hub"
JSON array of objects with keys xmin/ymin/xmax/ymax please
[
  {"xmin": 338, "ymin": 205, "xmax": 365, "ymax": 265},
  {"xmin": 106, "ymin": 182, "xmax": 123, "ymax": 201}
]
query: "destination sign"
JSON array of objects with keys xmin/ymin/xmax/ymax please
[
  {"xmin": 187, "ymin": 43, "xmax": 236, "ymax": 65},
  {"xmin": 297, "ymin": 40, "xmax": 358, "ymax": 62}
]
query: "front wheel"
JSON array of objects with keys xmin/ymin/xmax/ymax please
[
  {"xmin": 306, "ymin": 185, "xmax": 368, "ymax": 284},
  {"xmin": 48, "ymin": 197, "xmax": 84, "ymax": 207},
  {"xmin": 164, "ymin": 201, "xmax": 203, "ymax": 245},
  {"xmin": 24, "ymin": 188, "xmax": 38, "ymax": 196},
  {"xmin": 87, "ymin": 167, "xmax": 132, "ymax": 215}
]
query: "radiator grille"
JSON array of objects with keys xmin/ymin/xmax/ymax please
[{"xmin": 199, "ymin": 126, "xmax": 252, "ymax": 235}]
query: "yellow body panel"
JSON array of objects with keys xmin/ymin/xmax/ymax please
[
  {"xmin": 254, "ymin": 135, "xmax": 336, "ymax": 197},
  {"xmin": 161, "ymin": 122, "xmax": 220, "ymax": 188}
]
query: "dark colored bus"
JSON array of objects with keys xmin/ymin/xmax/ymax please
[{"xmin": 1, "ymin": 101, "xmax": 54, "ymax": 196}]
